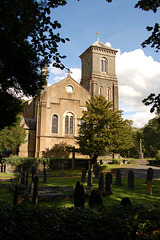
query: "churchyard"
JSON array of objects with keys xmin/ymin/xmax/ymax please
[
  {"xmin": 0, "ymin": 159, "xmax": 160, "ymax": 207},
  {"xmin": 1, "ymin": 159, "xmax": 160, "ymax": 239}
]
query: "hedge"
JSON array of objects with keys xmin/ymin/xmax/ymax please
[{"xmin": 0, "ymin": 204, "xmax": 160, "ymax": 239}]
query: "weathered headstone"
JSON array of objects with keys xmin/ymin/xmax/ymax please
[
  {"xmin": 21, "ymin": 170, "xmax": 25, "ymax": 184},
  {"xmin": 1, "ymin": 163, "xmax": 3, "ymax": 172},
  {"xmin": 94, "ymin": 163, "xmax": 100, "ymax": 178},
  {"xmin": 120, "ymin": 197, "xmax": 131, "ymax": 206},
  {"xmin": 3, "ymin": 163, "xmax": 6, "ymax": 172},
  {"xmin": 146, "ymin": 182, "xmax": 152, "ymax": 195},
  {"xmin": 13, "ymin": 184, "xmax": 27, "ymax": 205},
  {"xmin": 89, "ymin": 190, "xmax": 103, "ymax": 208},
  {"xmin": 31, "ymin": 166, "xmax": 36, "ymax": 181},
  {"xmin": 43, "ymin": 166, "xmax": 47, "ymax": 183},
  {"xmin": 72, "ymin": 146, "xmax": 75, "ymax": 170},
  {"xmin": 146, "ymin": 168, "xmax": 154, "ymax": 183},
  {"xmin": 74, "ymin": 181, "xmax": 85, "ymax": 207},
  {"xmin": 25, "ymin": 173, "xmax": 28, "ymax": 188},
  {"xmin": 81, "ymin": 168, "xmax": 87, "ymax": 183},
  {"xmin": 105, "ymin": 173, "xmax": 113, "ymax": 195},
  {"xmin": 128, "ymin": 171, "xmax": 134, "ymax": 189},
  {"xmin": 115, "ymin": 169, "xmax": 122, "ymax": 186},
  {"xmin": 87, "ymin": 169, "xmax": 93, "ymax": 188},
  {"xmin": 32, "ymin": 175, "xmax": 39, "ymax": 205},
  {"xmin": 99, "ymin": 172, "xmax": 104, "ymax": 192}
]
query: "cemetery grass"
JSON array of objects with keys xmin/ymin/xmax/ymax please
[{"xmin": 1, "ymin": 173, "xmax": 160, "ymax": 208}]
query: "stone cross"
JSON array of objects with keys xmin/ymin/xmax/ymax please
[{"xmin": 96, "ymin": 30, "xmax": 100, "ymax": 41}]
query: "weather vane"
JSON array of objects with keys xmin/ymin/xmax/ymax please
[{"xmin": 96, "ymin": 30, "xmax": 100, "ymax": 41}]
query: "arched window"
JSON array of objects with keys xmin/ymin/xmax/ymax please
[
  {"xmin": 101, "ymin": 58, "xmax": 107, "ymax": 73},
  {"xmin": 65, "ymin": 113, "xmax": 74, "ymax": 135},
  {"xmin": 52, "ymin": 114, "xmax": 58, "ymax": 134},
  {"xmin": 99, "ymin": 86, "xmax": 103, "ymax": 95},
  {"xmin": 108, "ymin": 87, "xmax": 111, "ymax": 102}
]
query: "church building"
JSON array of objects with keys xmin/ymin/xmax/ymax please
[{"xmin": 19, "ymin": 39, "xmax": 119, "ymax": 157}]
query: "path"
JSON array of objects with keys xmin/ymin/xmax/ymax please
[{"xmin": 112, "ymin": 162, "xmax": 160, "ymax": 180}]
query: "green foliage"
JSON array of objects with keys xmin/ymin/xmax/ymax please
[
  {"xmin": 0, "ymin": 0, "xmax": 69, "ymax": 128},
  {"xmin": 0, "ymin": 121, "xmax": 26, "ymax": 153},
  {"xmin": 112, "ymin": 159, "xmax": 120, "ymax": 165},
  {"xmin": 155, "ymin": 150, "xmax": 160, "ymax": 160},
  {"xmin": 76, "ymin": 95, "xmax": 134, "ymax": 160},
  {"xmin": 6, "ymin": 157, "xmax": 36, "ymax": 170},
  {"xmin": 143, "ymin": 93, "xmax": 160, "ymax": 115},
  {"xmin": 1, "ymin": 204, "xmax": 160, "ymax": 239},
  {"xmin": 43, "ymin": 142, "xmax": 73, "ymax": 158},
  {"xmin": 142, "ymin": 117, "xmax": 160, "ymax": 157}
]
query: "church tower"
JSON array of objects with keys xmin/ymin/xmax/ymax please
[{"xmin": 80, "ymin": 33, "xmax": 119, "ymax": 109}]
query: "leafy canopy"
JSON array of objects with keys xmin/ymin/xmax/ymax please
[
  {"xmin": 0, "ymin": 0, "xmax": 69, "ymax": 129},
  {"xmin": 76, "ymin": 95, "xmax": 134, "ymax": 160}
]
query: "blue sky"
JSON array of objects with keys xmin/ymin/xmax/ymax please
[{"xmin": 48, "ymin": 0, "xmax": 160, "ymax": 128}]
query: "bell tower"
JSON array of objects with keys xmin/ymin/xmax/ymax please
[{"xmin": 80, "ymin": 32, "xmax": 119, "ymax": 109}]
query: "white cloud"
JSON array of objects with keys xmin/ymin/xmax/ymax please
[
  {"xmin": 70, "ymin": 68, "xmax": 81, "ymax": 83},
  {"xmin": 106, "ymin": 42, "xmax": 111, "ymax": 47},
  {"xmin": 117, "ymin": 48, "xmax": 159, "ymax": 127}
]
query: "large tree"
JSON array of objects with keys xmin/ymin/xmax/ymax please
[
  {"xmin": 142, "ymin": 116, "xmax": 160, "ymax": 157},
  {"xmin": 76, "ymin": 95, "xmax": 134, "ymax": 162},
  {"xmin": 0, "ymin": 0, "xmax": 69, "ymax": 129},
  {"xmin": 0, "ymin": 120, "xmax": 26, "ymax": 154}
]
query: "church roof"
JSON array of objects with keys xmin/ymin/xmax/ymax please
[{"xmin": 92, "ymin": 41, "xmax": 117, "ymax": 51}]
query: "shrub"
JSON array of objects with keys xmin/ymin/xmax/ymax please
[
  {"xmin": 155, "ymin": 150, "xmax": 160, "ymax": 160},
  {"xmin": 112, "ymin": 159, "xmax": 120, "ymax": 165}
]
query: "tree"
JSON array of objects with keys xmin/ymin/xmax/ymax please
[
  {"xmin": 142, "ymin": 93, "xmax": 160, "ymax": 115},
  {"xmin": 76, "ymin": 95, "xmax": 134, "ymax": 162},
  {"xmin": 142, "ymin": 117, "xmax": 160, "ymax": 157},
  {"xmin": 0, "ymin": 120, "xmax": 26, "ymax": 154},
  {"xmin": 0, "ymin": 0, "xmax": 69, "ymax": 129}
]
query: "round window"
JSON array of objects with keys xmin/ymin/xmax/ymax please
[{"xmin": 66, "ymin": 85, "xmax": 74, "ymax": 93}]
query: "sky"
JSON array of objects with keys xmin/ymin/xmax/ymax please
[{"xmin": 47, "ymin": 0, "xmax": 160, "ymax": 128}]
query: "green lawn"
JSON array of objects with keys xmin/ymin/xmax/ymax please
[{"xmin": 1, "ymin": 166, "xmax": 160, "ymax": 208}]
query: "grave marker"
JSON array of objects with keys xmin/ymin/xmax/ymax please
[
  {"xmin": 105, "ymin": 173, "xmax": 113, "ymax": 195},
  {"xmin": 128, "ymin": 171, "xmax": 134, "ymax": 189}
]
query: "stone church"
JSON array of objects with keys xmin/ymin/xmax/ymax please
[{"xmin": 19, "ymin": 39, "xmax": 119, "ymax": 157}]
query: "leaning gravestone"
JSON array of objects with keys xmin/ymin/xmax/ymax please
[
  {"xmin": 74, "ymin": 181, "xmax": 85, "ymax": 207},
  {"xmin": 32, "ymin": 175, "xmax": 39, "ymax": 205},
  {"xmin": 13, "ymin": 184, "xmax": 27, "ymax": 206},
  {"xmin": 21, "ymin": 170, "xmax": 25, "ymax": 184},
  {"xmin": 105, "ymin": 173, "xmax": 113, "ymax": 195},
  {"xmin": 81, "ymin": 168, "xmax": 87, "ymax": 183},
  {"xmin": 99, "ymin": 172, "xmax": 104, "ymax": 192},
  {"xmin": 115, "ymin": 169, "xmax": 122, "ymax": 186},
  {"xmin": 89, "ymin": 190, "xmax": 103, "ymax": 208},
  {"xmin": 25, "ymin": 173, "xmax": 28, "ymax": 188},
  {"xmin": 94, "ymin": 163, "xmax": 100, "ymax": 178},
  {"xmin": 128, "ymin": 171, "xmax": 134, "ymax": 189},
  {"xmin": 146, "ymin": 168, "xmax": 154, "ymax": 183},
  {"xmin": 87, "ymin": 169, "xmax": 93, "ymax": 188}
]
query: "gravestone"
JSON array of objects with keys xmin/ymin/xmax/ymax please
[
  {"xmin": 43, "ymin": 166, "xmax": 47, "ymax": 183},
  {"xmin": 87, "ymin": 169, "xmax": 93, "ymax": 188},
  {"xmin": 74, "ymin": 181, "xmax": 85, "ymax": 207},
  {"xmin": 31, "ymin": 166, "xmax": 37, "ymax": 181},
  {"xmin": 146, "ymin": 168, "xmax": 154, "ymax": 183},
  {"xmin": 3, "ymin": 163, "xmax": 6, "ymax": 172},
  {"xmin": 13, "ymin": 184, "xmax": 27, "ymax": 205},
  {"xmin": 26, "ymin": 173, "xmax": 28, "ymax": 188},
  {"xmin": 21, "ymin": 170, "xmax": 25, "ymax": 184},
  {"xmin": 105, "ymin": 173, "xmax": 113, "ymax": 195},
  {"xmin": 1, "ymin": 163, "xmax": 3, "ymax": 172},
  {"xmin": 120, "ymin": 197, "xmax": 131, "ymax": 206},
  {"xmin": 128, "ymin": 171, "xmax": 134, "ymax": 189},
  {"xmin": 81, "ymin": 168, "xmax": 87, "ymax": 183},
  {"xmin": 94, "ymin": 163, "xmax": 100, "ymax": 178},
  {"xmin": 89, "ymin": 190, "xmax": 103, "ymax": 208},
  {"xmin": 32, "ymin": 175, "xmax": 39, "ymax": 205},
  {"xmin": 115, "ymin": 169, "xmax": 122, "ymax": 186},
  {"xmin": 99, "ymin": 172, "xmax": 104, "ymax": 192},
  {"xmin": 146, "ymin": 182, "xmax": 152, "ymax": 195}
]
